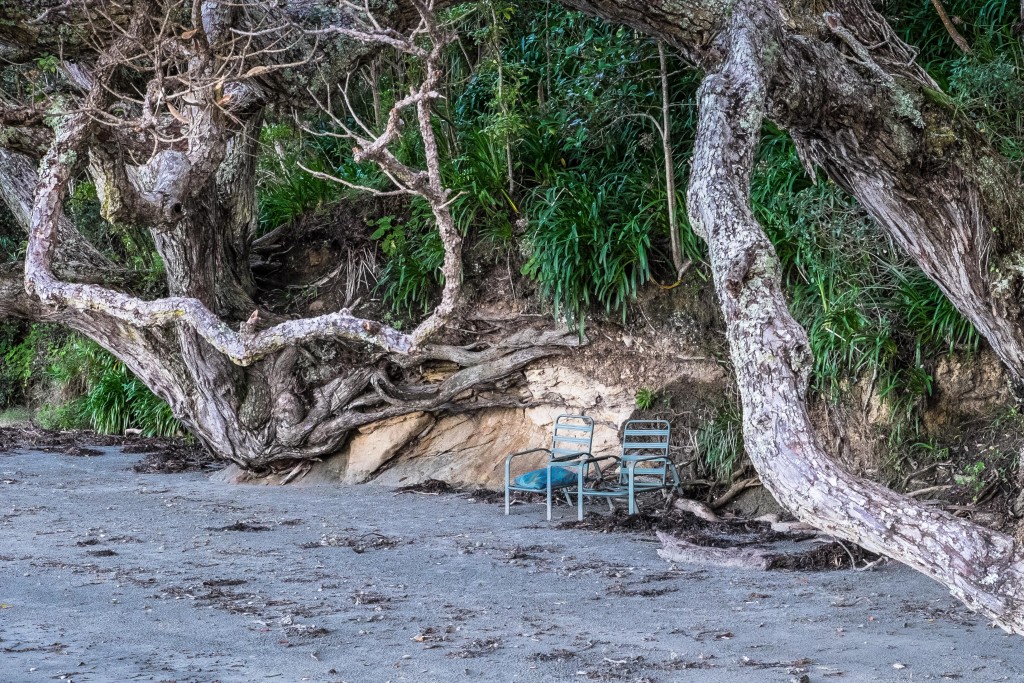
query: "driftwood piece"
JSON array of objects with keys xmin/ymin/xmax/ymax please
[
  {"xmin": 673, "ymin": 497, "xmax": 722, "ymax": 523},
  {"xmin": 657, "ymin": 531, "xmax": 880, "ymax": 571},
  {"xmin": 657, "ymin": 531, "xmax": 772, "ymax": 570}
]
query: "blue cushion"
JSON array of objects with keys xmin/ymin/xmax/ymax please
[{"xmin": 513, "ymin": 466, "xmax": 578, "ymax": 490}]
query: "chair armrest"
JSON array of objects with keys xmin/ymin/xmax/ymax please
[
  {"xmin": 581, "ymin": 455, "xmax": 622, "ymax": 484},
  {"xmin": 506, "ymin": 447, "xmax": 552, "ymax": 464},
  {"xmin": 623, "ymin": 454, "xmax": 671, "ymax": 466},
  {"xmin": 578, "ymin": 455, "xmax": 621, "ymax": 465},
  {"xmin": 505, "ymin": 448, "xmax": 552, "ymax": 486}
]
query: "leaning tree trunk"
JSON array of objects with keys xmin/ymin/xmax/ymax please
[{"xmin": 686, "ymin": 1, "xmax": 1024, "ymax": 634}]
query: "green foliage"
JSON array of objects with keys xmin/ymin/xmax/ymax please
[
  {"xmin": 269, "ymin": 2, "xmax": 705, "ymax": 328},
  {"xmin": 256, "ymin": 124, "xmax": 348, "ymax": 233},
  {"xmin": 752, "ymin": 128, "xmax": 979, "ymax": 442},
  {"xmin": 0, "ymin": 204, "xmax": 24, "ymax": 262},
  {"xmin": 448, "ymin": 129, "xmax": 519, "ymax": 248},
  {"xmin": 0, "ymin": 0, "xmax": 1017, "ymax": 476},
  {"xmin": 5, "ymin": 328, "xmax": 180, "ymax": 437},
  {"xmin": 72, "ymin": 359, "xmax": 178, "ymax": 437},
  {"xmin": 240, "ymin": 0, "xmax": 1006, "ymax": 456},
  {"xmin": 501, "ymin": 8, "xmax": 704, "ymax": 328},
  {"xmin": 370, "ymin": 208, "xmax": 445, "ymax": 317},
  {"xmin": 65, "ymin": 181, "xmax": 167, "ymax": 293},
  {"xmin": 522, "ymin": 174, "xmax": 653, "ymax": 327},
  {"xmin": 888, "ymin": 0, "xmax": 1024, "ymax": 164},
  {"xmin": 634, "ymin": 387, "xmax": 657, "ymax": 410},
  {"xmin": 0, "ymin": 322, "xmax": 41, "ymax": 407},
  {"xmin": 697, "ymin": 403, "xmax": 744, "ymax": 483},
  {"xmin": 954, "ymin": 460, "xmax": 988, "ymax": 496}
]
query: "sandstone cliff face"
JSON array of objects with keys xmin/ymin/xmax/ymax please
[{"xmin": 212, "ymin": 327, "xmax": 731, "ymax": 488}]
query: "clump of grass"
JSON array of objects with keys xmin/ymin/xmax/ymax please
[
  {"xmin": 634, "ymin": 387, "xmax": 657, "ymax": 410},
  {"xmin": 522, "ymin": 174, "xmax": 654, "ymax": 329},
  {"xmin": 697, "ymin": 403, "xmax": 744, "ymax": 483},
  {"xmin": 4, "ymin": 327, "xmax": 180, "ymax": 437},
  {"xmin": 370, "ymin": 205, "xmax": 445, "ymax": 318}
]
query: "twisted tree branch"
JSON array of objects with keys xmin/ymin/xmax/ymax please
[{"xmin": 688, "ymin": 1, "xmax": 1024, "ymax": 633}]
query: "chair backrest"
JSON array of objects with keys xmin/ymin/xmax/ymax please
[
  {"xmin": 621, "ymin": 419, "xmax": 671, "ymax": 474},
  {"xmin": 550, "ymin": 414, "xmax": 595, "ymax": 460}
]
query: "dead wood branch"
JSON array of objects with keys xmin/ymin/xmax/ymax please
[{"xmin": 710, "ymin": 478, "xmax": 760, "ymax": 510}]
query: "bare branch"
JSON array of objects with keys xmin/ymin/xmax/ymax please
[{"xmin": 305, "ymin": 0, "xmax": 463, "ymax": 346}]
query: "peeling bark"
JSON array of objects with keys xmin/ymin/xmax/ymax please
[{"xmin": 687, "ymin": 1, "xmax": 1024, "ymax": 633}]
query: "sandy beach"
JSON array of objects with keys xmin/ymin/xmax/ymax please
[{"xmin": 1, "ymin": 446, "xmax": 1020, "ymax": 682}]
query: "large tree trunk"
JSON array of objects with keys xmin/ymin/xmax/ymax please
[
  {"xmin": 1, "ymin": 131, "xmax": 579, "ymax": 467},
  {"xmin": 686, "ymin": 0, "xmax": 1024, "ymax": 634},
  {"xmin": 0, "ymin": 0, "xmax": 585, "ymax": 469}
]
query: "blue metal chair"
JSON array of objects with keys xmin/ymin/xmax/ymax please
[
  {"xmin": 617, "ymin": 419, "xmax": 680, "ymax": 514},
  {"xmin": 504, "ymin": 414, "xmax": 617, "ymax": 521},
  {"xmin": 572, "ymin": 419, "xmax": 681, "ymax": 517}
]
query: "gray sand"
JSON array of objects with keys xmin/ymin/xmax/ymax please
[{"xmin": 1, "ymin": 447, "xmax": 1021, "ymax": 682}]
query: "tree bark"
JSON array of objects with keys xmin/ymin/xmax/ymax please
[
  {"xmin": 0, "ymin": 0, "xmax": 582, "ymax": 470},
  {"xmin": 687, "ymin": 1, "xmax": 1024, "ymax": 634}
]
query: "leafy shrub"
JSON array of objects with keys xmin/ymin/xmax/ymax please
[
  {"xmin": 35, "ymin": 333, "xmax": 180, "ymax": 437},
  {"xmin": 257, "ymin": 124, "xmax": 349, "ymax": 233},
  {"xmin": 522, "ymin": 173, "xmax": 654, "ymax": 328},
  {"xmin": 370, "ymin": 206, "xmax": 446, "ymax": 318},
  {"xmin": 0, "ymin": 322, "xmax": 41, "ymax": 407}
]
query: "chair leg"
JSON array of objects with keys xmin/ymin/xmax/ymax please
[
  {"xmin": 577, "ymin": 471, "xmax": 585, "ymax": 521},
  {"xmin": 669, "ymin": 462, "xmax": 683, "ymax": 493},
  {"xmin": 505, "ymin": 485, "xmax": 510, "ymax": 515},
  {"xmin": 628, "ymin": 468, "xmax": 637, "ymax": 515}
]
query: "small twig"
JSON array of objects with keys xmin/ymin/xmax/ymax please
[
  {"xmin": 832, "ymin": 537, "xmax": 858, "ymax": 569},
  {"xmin": 710, "ymin": 478, "xmax": 760, "ymax": 510},
  {"xmin": 901, "ymin": 462, "xmax": 940, "ymax": 491},
  {"xmin": 906, "ymin": 484, "xmax": 953, "ymax": 499},
  {"xmin": 855, "ymin": 556, "xmax": 889, "ymax": 572},
  {"xmin": 930, "ymin": 0, "xmax": 972, "ymax": 54}
]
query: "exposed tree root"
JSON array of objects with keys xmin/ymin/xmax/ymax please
[{"xmin": 709, "ymin": 478, "xmax": 761, "ymax": 510}]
